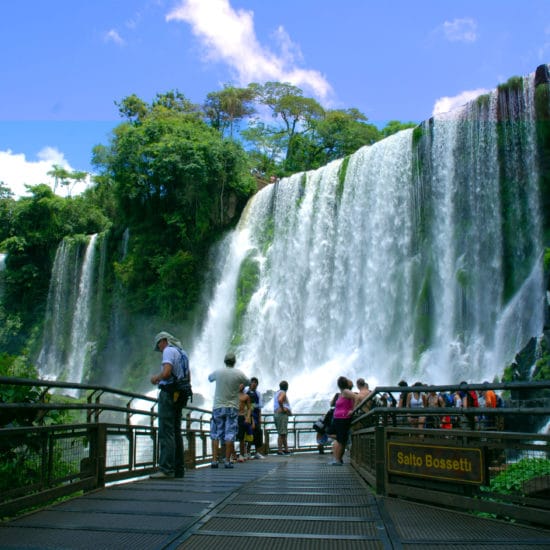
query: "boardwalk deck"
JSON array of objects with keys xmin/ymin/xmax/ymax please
[{"xmin": 2, "ymin": 453, "xmax": 549, "ymax": 549}]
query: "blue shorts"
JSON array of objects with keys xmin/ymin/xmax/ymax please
[{"xmin": 210, "ymin": 407, "xmax": 238, "ymax": 443}]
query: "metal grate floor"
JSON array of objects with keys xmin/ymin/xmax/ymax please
[{"xmin": 1, "ymin": 453, "xmax": 549, "ymax": 549}]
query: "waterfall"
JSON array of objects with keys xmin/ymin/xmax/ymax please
[
  {"xmin": 190, "ymin": 72, "xmax": 545, "ymax": 405},
  {"xmin": 37, "ymin": 235, "xmax": 99, "ymax": 388},
  {"xmin": 65, "ymin": 234, "xmax": 98, "ymax": 390}
]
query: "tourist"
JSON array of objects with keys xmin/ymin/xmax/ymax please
[
  {"xmin": 425, "ymin": 389, "xmax": 443, "ymax": 428},
  {"xmin": 356, "ymin": 378, "xmax": 371, "ymax": 412},
  {"xmin": 330, "ymin": 376, "xmax": 358, "ymax": 465},
  {"xmin": 479, "ymin": 383, "xmax": 497, "ymax": 429},
  {"xmin": 208, "ymin": 352, "xmax": 249, "ymax": 468},
  {"xmin": 237, "ymin": 384, "xmax": 253, "ymax": 461},
  {"xmin": 150, "ymin": 331, "xmax": 191, "ymax": 479},
  {"xmin": 406, "ymin": 382, "xmax": 426, "ymax": 429},
  {"xmin": 458, "ymin": 381, "xmax": 479, "ymax": 430},
  {"xmin": 246, "ymin": 377, "xmax": 265, "ymax": 458},
  {"xmin": 273, "ymin": 380, "xmax": 292, "ymax": 455},
  {"xmin": 397, "ymin": 380, "xmax": 408, "ymax": 408}
]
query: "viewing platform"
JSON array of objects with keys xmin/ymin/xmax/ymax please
[
  {"xmin": 1, "ymin": 378, "xmax": 549, "ymax": 548},
  {"xmin": 2, "ymin": 453, "xmax": 550, "ymax": 549}
]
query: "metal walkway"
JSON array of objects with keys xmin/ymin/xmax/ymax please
[{"xmin": 2, "ymin": 454, "xmax": 549, "ymax": 549}]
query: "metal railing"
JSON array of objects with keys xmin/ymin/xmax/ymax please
[
  {"xmin": 0, "ymin": 377, "xmax": 325, "ymax": 517},
  {"xmin": 0, "ymin": 377, "xmax": 213, "ymax": 517},
  {"xmin": 3, "ymin": 377, "xmax": 549, "ymax": 526},
  {"xmin": 350, "ymin": 381, "xmax": 550, "ymax": 527}
]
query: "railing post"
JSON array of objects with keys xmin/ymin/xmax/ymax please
[
  {"xmin": 375, "ymin": 426, "xmax": 386, "ymax": 495},
  {"xmin": 88, "ymin": 423, "xmax": 107, "ymax": 489},
  {"xmin": 185, "ymin": 431, "xmax": 196, "ymax": 470}
]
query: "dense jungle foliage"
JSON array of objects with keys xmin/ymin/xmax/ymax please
[{"xmin": 0, "ymin": 83, "xmax": 415, "ymax": 360}]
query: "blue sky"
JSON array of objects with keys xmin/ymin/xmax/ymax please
[{"xmin": 0, "ymin": 0, "xmax": 548, "ymax": 198}]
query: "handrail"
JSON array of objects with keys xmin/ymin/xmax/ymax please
[
  {"xmin": 2, "ymin": 376, "xmax": 549, "ymax": 523},
  {"xmin": 349, "ymin": 381, "xmax": 550, "ymax": 528},
  {"xmin": 353, "ymin": 380, "xmax": 550, "ymax": 415},
  {"xmin": 0, "ymin": 376, "xmax": 328, "ymax": 517}
]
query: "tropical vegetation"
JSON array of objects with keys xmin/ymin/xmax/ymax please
[{"xmin": 0, "ymin": 82, "xmax": 415, "ymax": 370}]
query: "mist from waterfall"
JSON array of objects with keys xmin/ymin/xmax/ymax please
[{"xmin": 189, "ymin": 75, "xmax": 544, "ymax": 406}]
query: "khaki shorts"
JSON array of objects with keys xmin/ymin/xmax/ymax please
[{"xmin": 274, "ymin": 412, "xmax": 288, "ymax": 435}]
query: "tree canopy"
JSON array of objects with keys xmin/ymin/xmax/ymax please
[{"xmin": 0, "ymin": 81, "xmax": 419, "ymax": 358}]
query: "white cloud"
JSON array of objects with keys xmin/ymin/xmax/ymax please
[
  {"xmin": 442, "ymin": 18, "xmax": 478, "ymax": 43},
  {"xmin": 104, "ymin": 29, "xmax": 125, "ymax": 46},
  {"xmin": 0, "ymin": 148, "xmax": 91, "ymax": 199},
  {"xmin": 166, "ymin": 0, "xmax": 333, "ymax": 102},
  {"xmin": 432, "ymin": 88, "xmax": 490, "ymax": 116}
]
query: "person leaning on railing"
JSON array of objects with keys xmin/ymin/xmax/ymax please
[
  {"xmin": 330, "ymin": 376, "xmax": 358, "ymax": 465},
  {"xmin": 406, "ymin": 382, "xmax": 426, "ymax": 429}
]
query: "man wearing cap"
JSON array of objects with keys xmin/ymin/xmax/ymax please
[
  {"xmin": 208, "ymin": 352, "xmax": 249, "ymax": 469},
  {"xmin": 150, "ymin": 331, "xmax": 190, "ymax": 479}
]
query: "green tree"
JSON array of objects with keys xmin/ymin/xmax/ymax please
[
  {"xmin": 381, "ymin": 120, "xmax": 418, "ymax": 138},
  {"xmin": 46, "ymin": 164, "xmax": 70, "ymax": 193},
  {"xmin": 0, "ymin": 184, "xmax": 110, "ymax": 353},
  {"xmin": 152, "ymin": 90, "xmax": 199, "ymax": 115},
  {"xmin": 204, "ymin": 84, "xmax": 258, "ymax": 139},
  {"xmin": 66, "ymin": 170, "xmax": 88, "ymax": 197},
  {"xmin": 115, "ymin": 93, "xmax": 148, "ymax": 122},
  {"xmin": 307, "ymin": 108, "xmax": 381, "ymax": 167},
  {"xmin": 92, "ymin": 93, "xmax": 256, "ymax": 318},
  {"xmin": 0, "ymin": 182, "xmax": 15, "ymax": 245},
  {"xmin": 240, "ymin": 120, "xmax": 285, "ymax": 179},
  {"xmin": 257, "ymin": 82, "xmax": 324, "ymax": 170}
]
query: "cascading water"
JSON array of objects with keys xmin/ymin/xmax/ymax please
[
  {"xmin": 65, "ymin": 234, "xmax": 98, "ymax": 391},
  {"xmin": 37, "ymin": 234, "xmax": 99, "ymax": 390},
  {"xmin": 190, "ymin": 72, "xmax": 545, "ymax": 406}
]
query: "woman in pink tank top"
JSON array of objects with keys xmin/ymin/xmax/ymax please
[{"xmin": 330, "ymin": 376, "xmax": 358, "ymax": 465}]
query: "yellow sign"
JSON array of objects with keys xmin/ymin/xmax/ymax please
[{"xmin": 387, "ymin": 442, "xmax": 483, "ymax": 484}]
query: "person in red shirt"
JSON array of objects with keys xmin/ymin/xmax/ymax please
[{"xmin": 479, "ymin": 384, "xmax": 497, "ymax": 429}]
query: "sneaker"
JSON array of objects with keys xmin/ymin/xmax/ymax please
[
  {"xmin": 210, "ymin": 461, "xmax": 219, "ymax": 469},
  {"xmin": 237, "ymin": 456, "xmax": 245, "ymax": 463},
  {"xmin": 330, "ymin": 460, "xmax": 343, "ymax": 466},
  {"xmin": 150, "ymin": 470, "xmax": 174, "ymax": 479},
  {"xmin": 283, "ymin": 451, "xmax": 292, "ymax": 455},
  {"xmin": 224, "ymin": 461, "xmax": 234, "ymax": 469},
  {"xmin": 277, "ymin": 451, "xmax": 285, "ymax": 455},
  {"xmin": 254, "ymin": 452, "xmax": 265, "ymax": 459}
]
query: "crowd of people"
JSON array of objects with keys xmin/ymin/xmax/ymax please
[
  {"xmin": 148, "ymin": 331, "xmax": 504, "ymax": 477},
  {"xmin": 394, "ymin": 379, "xmax": 504, "ymax": 431},
  {"xmin": 313, "ymin": 376, "xmax": 506, "ymax": 466},
  {"xmin": 149, "ymin": 330, "xmax": 295, "ymax": 476}
]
